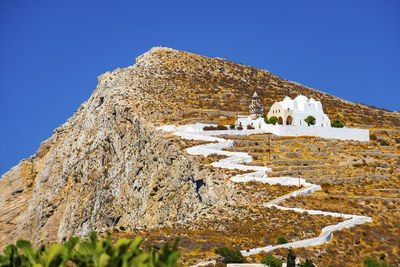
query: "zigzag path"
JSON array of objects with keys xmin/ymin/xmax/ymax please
[{"xmin": 158, "ymin": 124, "xmax": 372, "ymax": 265}]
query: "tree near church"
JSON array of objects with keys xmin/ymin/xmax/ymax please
[
  {"xmin": 304, "ymin": 115, "xmax": 316, "ymax": 126},
  {"xmin": 269, "ymin": 116, "xmax": 278, "ymax": 125}
]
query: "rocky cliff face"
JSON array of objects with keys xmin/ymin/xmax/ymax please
[
  {"xmin": 1, "ymin": 47, "xmax": 399, "ymax": 249},
  {"xmin": 0, "ymin": 52, "xmax": 232, "ymax": 247}
]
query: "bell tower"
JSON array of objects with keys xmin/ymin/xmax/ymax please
[{"xmin": 249, "ymin": 92, "xmax": 263, "ymax": 119}]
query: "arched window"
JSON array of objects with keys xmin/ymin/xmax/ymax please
[{"xmin": 278, "ymin": 117, "xmax": 283, "ymax": 125}]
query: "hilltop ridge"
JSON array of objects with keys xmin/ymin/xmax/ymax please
[{"xmin": 129, "ymin": 46, "xmax": 400, "ymax": 127}]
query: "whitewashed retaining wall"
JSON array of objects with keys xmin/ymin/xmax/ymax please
[
  {"xmin": 236, "ymin": 118, "xmax": 369, "ymax": 142},
  {"xmin": 269, "ymin": 125, "xmax": 369, "ymax": 142}
]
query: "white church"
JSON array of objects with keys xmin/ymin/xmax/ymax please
[
  {"xmin": 236, "ymin": 92, "xmax": 370, "ymax": 141},
  {"xmin": 268, "ymin": 95, "xmax": 331, "ymax": 127}
]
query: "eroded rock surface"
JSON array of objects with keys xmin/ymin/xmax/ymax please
[{"xmin": 0, "ymin": 49, "xmax": 234, "ymax": 247}]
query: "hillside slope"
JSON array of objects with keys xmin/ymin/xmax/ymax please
[
  {"xmin": 132, "ymin": 47, "xmax": 399, "ymax": 128},
  {"xmin": 1, "ymin": 47, "xmax": 399, "ymax": 255}
]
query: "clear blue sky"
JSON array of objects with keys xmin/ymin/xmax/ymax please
[{"xmin": 1, "ymin": 0, "xmax": 399, "ymax": 175}]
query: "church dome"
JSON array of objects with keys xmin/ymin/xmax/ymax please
[{"xmin": 295, "ymin": 95, "xmax": 307, "ymax": 101}]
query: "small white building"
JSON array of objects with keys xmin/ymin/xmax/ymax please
[{"xmin": 267, "ymin": 95, "xmax": 331, "ymax": 127}]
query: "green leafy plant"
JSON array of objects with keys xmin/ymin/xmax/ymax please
[
  {"xmin": 331, "ymin": 118, "xmax": 344, "ymax": 128},
  {"xmin": 0, "ymin": 232, "xmax": 180, "ymax": 267},
  {"xmin": 299, "ymin": 258, "xmax": 315, "ymax": 267},
  {"xmin": 261, "ymin": 254, "xmax": 282, "ymax": 267},
  {"xmin": 0, "ymin": 238, "xmax": 78, "ymax": 267},
  {"xmin": 304, "ymin": 116, "xmax": 316, "ymax": 126},
  {"xmin": 286, "ymin": 248, "xmax": 296, "ymax": 267},
  {"xmin": 262, "ymin": 114, "xmax": 271, "ymax": 124},
  {"xmin": 276, "ymin": 236, "xmax": 288, "ymax": 244},
  {"xmin": 214, "ymin": 246, "xmax": 243, "ymax": 263},
  {"xmin": 268, "ymin": 116, "xmax": 278, "ymax": 125},
  {"xmin": 229, "ymin": 124, "xmax": 236, "ymax": 130}
]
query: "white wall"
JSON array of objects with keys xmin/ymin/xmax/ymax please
[
  {"xmin": 293, "ymin": 112, "xmax": 330, "ymax": 127},
  {"xmin": 265, "ymin": 124, "xmax": 369, "ymax": 141},
  {"xmin": 236, "ymin": 117, "xmax": 369, "ymax": 141},
  {"xmin": 237, "ymin": 117, "xmax": 265, "ymax": 130}
]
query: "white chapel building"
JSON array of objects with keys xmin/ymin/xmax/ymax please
[
  {"xmin": 234, "ymin": 92, "xmax": 369, "ymax": 141},
  {"xmin": 237, "ymin": 93, "xmax": 331, "ymax": 130},
  {"xmin": 267, "ymin": 95, "xmax": 331, "ymax": 127}
]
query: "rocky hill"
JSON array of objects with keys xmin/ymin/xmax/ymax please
[{"xmin": 1, "ymin": 47, "xmax": 399, "ymax": 265}]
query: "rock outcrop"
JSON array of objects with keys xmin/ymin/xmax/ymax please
[
  {"xmin": 0, "ymin": 52, "xmax": 231, "ymax": 247},
  {"xmin": 1, "ymin": 47, "xmax": 399, "ymax": 249}
]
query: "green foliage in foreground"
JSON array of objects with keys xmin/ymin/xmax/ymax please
[
  {"xmin": 214, "ymin": 246, "xmax": 244, "ymax": 263},
  {"xmin": 0, "ymin": 232, "xmax": 180, "ymax": 267},
  {"xmin": 261, "ymin": 254, "xmax": 282, "ymax": 267}
]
